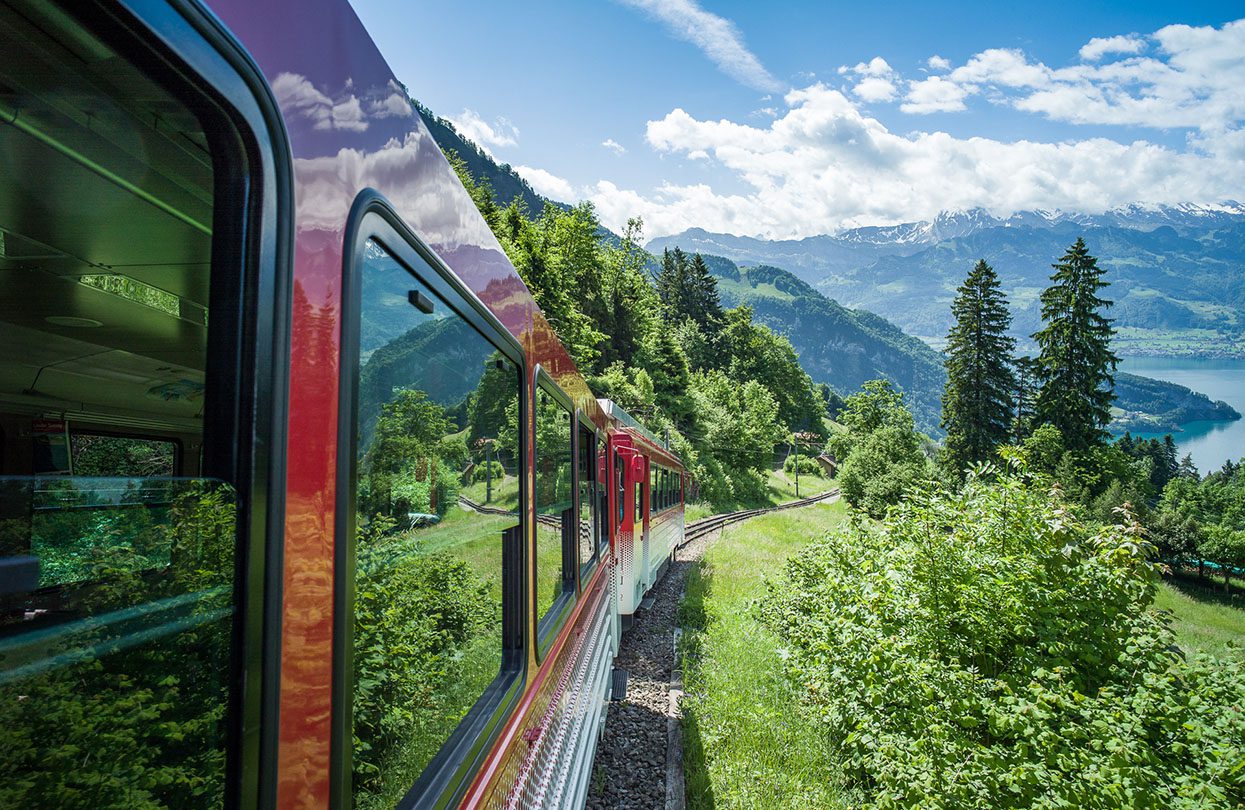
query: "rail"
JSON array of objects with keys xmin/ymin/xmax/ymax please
[{"xmin": 678, "ymin": 488, "xmax": 839, "ymax": 550}]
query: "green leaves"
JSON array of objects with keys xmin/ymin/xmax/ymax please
[{"xmin": 760, "ymin": 470, "xmax": 1245, "ymax": 808}]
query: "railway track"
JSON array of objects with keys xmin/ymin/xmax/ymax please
[{"xmin": 678, "ymin": 487, "xmax": 840, "ymax": 550}]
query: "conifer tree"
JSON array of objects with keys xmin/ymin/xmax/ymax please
[
  {"xmin": 685, "ymin": 253, "xmax": 724, "ymax": 331},
  {"xmin": 1032, "ymin": 238, "xmax": 1118, "ymax": 451},
  {"xmin": 1012, "ymin": 355, "xmax": 1040, "ymax": 442},
  {"xmin": 940, "ymin": 259, "xmax": 1016, "ymax": 476},
  {"xmin": 654, "ymin": 247, "xmax": 689, "ymax": 319}
]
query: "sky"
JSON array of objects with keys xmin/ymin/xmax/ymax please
[{"xmin": 348, "ymin": 0, "xmax": 1245, "ymax": 240}]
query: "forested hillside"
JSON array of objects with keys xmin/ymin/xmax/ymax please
[{"xmin": 706, "ymin": 257, "xmax": 947, "ymax": 436}]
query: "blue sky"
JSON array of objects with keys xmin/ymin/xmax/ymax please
[{"xmin": 348, "ymin": 0, "xmax": 1245, "ymax": 239}]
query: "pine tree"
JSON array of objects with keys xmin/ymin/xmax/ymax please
[
  {"xmin": 940, "ymin": 259, "xmax": 1016, "ymax": 476},
  {"xmin": 1012, "ymin": 355, "xmax": 1040, "ymax": 442},
  {"xmin": 685, "ymin": 253, "xmax": 724, "ymax": 331},
  {"xmin": 654, "ymin": 247, "xmax": 689, "ymax": 319},
  {"xmin": 1032, "ymin": 238, "xmax": 1119, "ymax": 451}
]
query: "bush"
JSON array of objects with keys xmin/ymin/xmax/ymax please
[
  {"xmin": 759, "ymin": 468, "xmax": 1245, "ymax": 809},
  {"xmin": 352, "ymin": 519, "xmax": 495, "ymax": 794},
  {"xmin": 837, "ymin": 425, "xmax": 929, "ymax": 518},
  {"xmin": 472, "ymin": 460, "xmax": 505, "ymax": 483},
  {"xmin": 782, "ymin": 455, "xmax": 821, "ymax": 476}
]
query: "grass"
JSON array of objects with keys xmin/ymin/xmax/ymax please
[
  {"xmin": 1152, "ymin": 573, "xmax": 1245, "ymax": 661},
  {"xmin": 679, "ymin": 499, "xmax": 852, "ymax": 809},
  {"xmin": 684, "ymin": 468, "xmax": 838, "ymax": 523}
]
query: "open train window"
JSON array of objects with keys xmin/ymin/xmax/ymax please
[
  {"xmin": 534, "ymin": 373, "xmax": 574, "ymax": 656},
  {"xmin": 338, "ymin": 203, "xmax": 525, "ymax": 808},
  {"xmin": 0, "ymin": 1, "xmax": 280, "ymax": 806}
]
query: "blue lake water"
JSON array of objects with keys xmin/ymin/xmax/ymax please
[{"xmin": 1115, "ymin": 357, "xmax": 1245, "ymax": 475}]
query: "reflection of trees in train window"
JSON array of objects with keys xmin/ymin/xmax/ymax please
[
  {"xmin": 71, "ymin": 433, "xmax": 177, "ymax": 477},
  {"xmin": 577, "ymin": 425, "xmax": 597, "ymax": 580},
  {"xmin": 0, "ymin": 2, "xmax": 244, "ymax": 803},
  {"xmin": 535, "ymin": 388, "xmax": 571, "ymax": 624},
  {"xmin": 351, "ymin": 239, "xmax": 517, "ymax": 808}
]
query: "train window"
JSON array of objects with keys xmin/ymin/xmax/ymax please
[
  {"xmin": 534, "ymin": 383, "xmax": 572, "ymax": 643},
  {"xmin": 70, "ymin": 432, "xmax": 178, "ymax": 477},
  {"xmin": 577, "ymin": 423, "xmax": 597, "ymax": 581},
  {"xmin": 615, "ymin": 450, "xmax": 625, "ymax": 527},
  {"xmin": 0, "ymin": 3, "xmax": 251, "ymax": 805},
  {"xmin": 636, "ymin": 466, "xmax": 643, "ymax": 523},
  {"xmin": 348, "ymin": 237, "xmax": 519, "ymax": 805}
]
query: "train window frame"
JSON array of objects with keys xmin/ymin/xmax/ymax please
[
  {"xmin": 533, "ymin": 369, "xmax": 576, "ymax": 659},
  {"xmin": 335, "ymin": 193, "xmax": 527, "ymax": 810},
  {"xmin": 0, "ymin": 2, "xmax": 292, "ymax": 807}
]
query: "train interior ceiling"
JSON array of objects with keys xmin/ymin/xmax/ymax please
[{"xmin": 0, "ymin": 0, "xmax": 212, "ymax": 477}]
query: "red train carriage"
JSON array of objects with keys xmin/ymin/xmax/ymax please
[{"xmin": 0, "ymin": 1, "xmax": 685, "ymax": 808}]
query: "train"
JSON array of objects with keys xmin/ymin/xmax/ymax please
[{"xmin": 0, "ymin": 0, "xmax": 686, "ymax": 807}]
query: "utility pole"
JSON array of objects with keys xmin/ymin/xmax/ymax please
[
  {"xmin": 794, "ymin": 435, "xmax": 800, "ymax": 498},
  {"xmin": 485, "ymin": 439, "xmax": 493, "ymax": 504}
]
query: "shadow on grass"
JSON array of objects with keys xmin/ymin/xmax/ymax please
[
  {"xmin": 1166, "ymin": 570, "xmax": 1245, "ymax": 609},
  {"xmin": 677, "ymin": 558, "xmax": 717, "ymax": 810}
]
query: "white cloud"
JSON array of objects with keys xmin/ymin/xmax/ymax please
[
  {"xmin": 515, "ymin": 165, "xmax": 576, "ymax": 201},
  {"xmin": 587, "ymin": 83, "xmax": 1245, "ymax": 239},
  {"xmin": 1080, "ymin": 34, "xmax": 1145, "ymax": 61},
  {"xmin": 901, "ymin": 75, "xmax": 969, "ymax": 113},
  {"xmin": 602, "ymin": 138, "xmax": 628, "ymax": 155},
  {"xmin": 841, "ymin": 57, "xmax": 899, "ymax": 103},
  {"xmin": 853, "ymin": 77, "xmax": 898, "ymax": 103},
  {"xmin": 615, "ymin": 0, "xmax": 783, "ymax": 92},
  {"xmin": 897, "ymin": 17, "xmax": 1245, "ymax": 141},
  {"xmin": 927, "ymin": 54, "xmax": 951, "ymax": 71},
  {"xmin": 367, "ymin": 81, "xmax": 414, "ymax": 119},
  {"xmin": 446, "ymin": 109, "xmax": 519, "ymax": 156},
  {"xmin": 272, "ymin": 72, "xmax": 369, "ymax": 132}
]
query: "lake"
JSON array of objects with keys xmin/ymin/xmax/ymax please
[{"xmin": 1115, "ymin": 357, "xmax": 1245, "ymax": 475}]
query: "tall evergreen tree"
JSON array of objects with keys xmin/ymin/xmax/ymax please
[
  {"xmin": 1012, "ymin": 355, "xmax": 1040, "ymax": 442},
  {"xmin": 940, "ymin": 259, "xmax": 1016, "ymax": 476},
  {"xmin": 1032, "ymin": 238, "xmax": 1119, "ymax": 451},
  {"xmin": 685, "ymin": 253, "xmax": 725, "ymax": 331},
  {"xmin": 654, "ymin": 247, "xmax": 689, "ymax": 319}
]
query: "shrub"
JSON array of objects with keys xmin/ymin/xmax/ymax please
[
  {"xmin": 472, "ymin": 460, "xmax": 505, "ymax": 483},
  {"xmin": 782, "ymin": 455, "xmax": 821, "ymax": 476},
  {"xmin": 759, "ymin": 468, "xmax": 1245, "ymax": 809}
]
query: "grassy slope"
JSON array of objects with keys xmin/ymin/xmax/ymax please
[
  {"xmin": 1152, "ymin": 576, "xmax": 1245, "ymax": 661},
  {"xmin": 684, "ymin": 468, "xmax": 837, "ymax": 523},
  {"xmin": 680, "ymin": 501, "xmax": 851, "ymax": 809}
]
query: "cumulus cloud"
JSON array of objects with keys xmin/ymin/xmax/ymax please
[
  {"xmin": 587, "ymin": 83, "xmax": 1245, "ymax": 239},
  {"xmin": 897, "ymin": 17, "xmax": 1245, "ymax": 140},
  {"xmin": 1079, "ymin": 34, "xmax": 1145, "ymax": 61},
  {"xmin": 446, "ymin": 109, "xmax": 519, "ymax": 156},
  {"xmin": 602, "ymin": 138, "xmax": 628, "ymax": 155},
  {"xmin": 272, "ymin": 72, "xmax": 369, "ymax": 132},
  {"xmin": 841, "ymin": 57, "xmax": 899, "ymax": 102},
  {"xmin": 901, "ymin": 75, "xmax": 969, "ymax": 113},
  {"xmin": 615, "ymin": 0, "xmax": 783, "ymax": 92},
  {"xmin": 515, "ymin": 165, "xmax": 576, "ymax": 201}
]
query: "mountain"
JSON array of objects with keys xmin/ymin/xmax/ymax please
[
  {"xmin": 648, "ymin": 204, "xmax": 1245, "ymax": 358},
  {"xmin": 702, "ymin": 255, "xmax": 949, "ymax": 437},
  {"xmin": 415, "ymin": 100, "xmax": 548, "ymax": 214}
]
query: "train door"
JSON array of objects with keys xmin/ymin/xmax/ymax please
[
  {"xmin": 0, "ymin": 1, "xmax": 288, "ymax": 806},
  {"xmin": 634, "ymin": 453, "xmax": 650, "ymax": 594}
]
